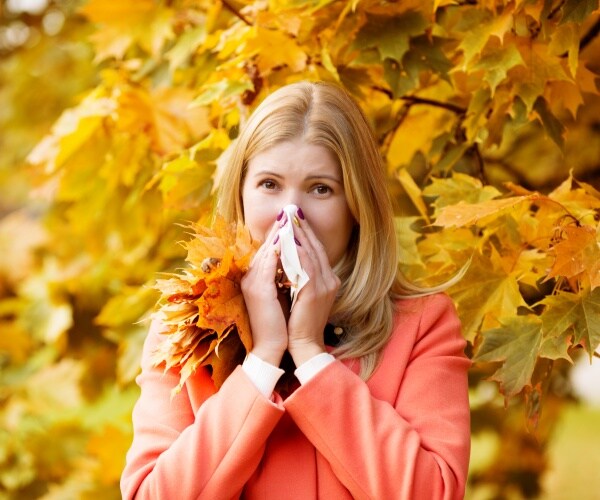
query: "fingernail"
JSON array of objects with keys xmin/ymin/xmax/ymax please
[
  {"xmin": 293, "ymin": 216, "xmax": 300, "ymax": 227},
  {"xmin": 273, "ymin": 234, "xmax": 279, "ymax": 244},
  {"xmin": 276, "ymin": 210, "xmax": 284, "ymax": 221},
  {"xmin": 294, "ymin": 237, "xmax": 301, "ymax": 246},
  {"xmin": 297, "ymin": 207, "xmax": 305, "ymax": 220}
]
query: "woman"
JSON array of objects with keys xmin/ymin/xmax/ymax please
[{"xmin": 121, "ymin": 81, "xmax": 471, "ymax": 499}]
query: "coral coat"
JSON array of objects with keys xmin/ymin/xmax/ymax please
[{"xmin": 121, "ymin": 293, "xmax": 471, "ymax": 499}]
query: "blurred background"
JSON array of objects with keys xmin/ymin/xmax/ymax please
[{"xmin": 1, "ymin": 0, "xmax": 600, "ymax": 498}]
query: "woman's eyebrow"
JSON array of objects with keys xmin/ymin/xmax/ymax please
[
  {"xmin": 305, "ymin": 174, "xmax": 343, "ymax": 185},
  {"xmin": 250, "ymin": 170, "xmax": 284, "ymax": 179}
]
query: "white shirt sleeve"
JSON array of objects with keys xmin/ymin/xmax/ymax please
[
  {"xmin": 242, "ymin": 352, "xmax": 285, "ymax": 398},
  {"xmin": 294, "ymin": 352, "xmax": 336, "ymax": 385}
]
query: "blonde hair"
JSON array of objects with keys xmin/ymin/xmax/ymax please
[{"xmin": 217, "ymin": 81, "xmax": 441, "ymax": 379}]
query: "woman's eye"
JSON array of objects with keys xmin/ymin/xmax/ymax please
[
  {"xmin": 260, "ymin": 180, "xmax": 277, "ymax": 190},
  {"xmin": 313, "ymin": 184, "xmax": 332, "ymax": 195}
]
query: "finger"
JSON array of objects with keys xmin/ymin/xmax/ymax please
[
  {"xmin": 293, "ymin": 217, "xmax": 330, "ymax": 277},
  {"xmin": 250, "ymin": 219, "xmax": 281, "ymax": 266},
  {"xmin": 255, "ymin": 225, "xmax": 283, "ymax": 285}
]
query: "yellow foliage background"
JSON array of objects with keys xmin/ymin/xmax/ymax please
[{"xmin": 1, "ymin": 0, "xmax": 600, "ymax": 498}]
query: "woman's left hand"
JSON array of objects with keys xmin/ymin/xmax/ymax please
[{"xmin": 287, "ymin": 215, "xmax": 341, "ymax": 367}]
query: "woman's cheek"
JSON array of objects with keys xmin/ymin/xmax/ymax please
[{"xmin": 246, "ymin": 205, "xmax": 278, "ymax": 242}]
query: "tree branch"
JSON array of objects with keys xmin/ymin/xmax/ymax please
[
  {"xmin": 221, "ymin": 0, "xmax": 252, "ymax": 26},
  {"xmin": 371, "ymin": 86, "xmax": 466, "ymax": 114},
  {"xmin": 580, "ymin": 17, "xmax": 600, "ymax": 52},
  {"xmin": 401, "ymin": 95, "xmax": 466, "ymax": 115},
  {"xmin": 547, "ymin": 0, "xmax": 566, "ymax": 21}
]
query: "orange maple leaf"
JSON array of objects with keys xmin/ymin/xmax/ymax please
[
  {"xmin": 150, "ymin": 217, "xmax": 259, "ymax": 394},
  {"xmin": 546, "ymin": 225, "xmax": 600, "ymax": 289}
]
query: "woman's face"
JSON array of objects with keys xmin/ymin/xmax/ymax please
[{"xmin": 241, "ymin": 138, "xmax": 355, "ymax": 267}]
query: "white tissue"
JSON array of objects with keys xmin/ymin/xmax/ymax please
[{"xmin": 278, "ymin": 204, "xmax": 310, "ymax": 307}]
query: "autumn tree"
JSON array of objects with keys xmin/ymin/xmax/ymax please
[{"xmin": 1, "ymin": 0, "xmax": 600, "ymax": 498}]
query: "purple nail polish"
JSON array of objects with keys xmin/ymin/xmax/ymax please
[
  {"xmin": 297, "ymin": 207, "xmax": 305, "ymax": 220},
  {"xmin": 276, "ymin": 210, "xmax": 284, "ymax": 221},
  {"xmin": 294, "ymin": 237, "xmax": 301, "ymax": 246},
  {"xmin": 273, "ymin": 234, "xmax": 279, "ymax": 244}
]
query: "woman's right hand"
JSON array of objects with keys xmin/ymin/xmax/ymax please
[{"xmin": 241, "ymin": 219, "xmax": 288, "ymax": 367}]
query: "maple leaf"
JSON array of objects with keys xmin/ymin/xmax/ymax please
[
  {"xmin": 397, "ymin": 169, "xmax": 430, "ymax": 224},
  {"xmin": 540, "ymin": 289, "xmax": 600, "ymax": 360},
  {"xmin": 449, "ymin": 251, "xmax": 529, "ymax": 341},
  {"xmin": 26, "ymin": 89, "xmax": 116, "ymax": 173},
  {"xmin": 150, "ymin": 217, "xmax": 259, "ymax": 394},
  {"xmin": 387, "ymin": 105, "xmax": 455, "ymax": 170},
  {"xmin": 510, "ymin": 37, "xmax": 572, "ymax": 113},
  {"xmin": 79, "ymin": 0, "xmax": 174, "ymax": 61},
  {"xmin": 458, "ymin": 7, "xmax": 514, "ymax": 68},
  {"xmin": 559, "ymin": 0, "xmax": 600, "ymax": 24},
  {"xmin": 434, "ymin": 195, "xmax": 537, "ymax": 228},
  {"xmin": 423, "ymin": 173, "xmax": 502, "ymax": 219},
  {"xmin": 472, "ymin": 36, "xmax": 525, "ymax": 96},
  {"xmin": 474, "ymin": 315, "xmax": 543, "ymax": 397},
  {"xmin": 246, "ymin": 27, "xmax": 308, "ymax": 73},
  {"xmin": 546, "ymin": 224, "xmax": 600, "ymax": 289},
  {"xmin": 354, "ymin": 12, "xmax": 427, "ymax": 63}
]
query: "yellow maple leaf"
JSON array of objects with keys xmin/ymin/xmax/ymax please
[
  {"xmin": 245, "ymin": 27, "xmax": 307, "ymax": 74},
  {"xmin": 150, "ymin": 217, "xmax": 259, "ymax": 394},
  {"xmin": 434, "ymin": 195, "xmax": 538, "ymax": 228}
]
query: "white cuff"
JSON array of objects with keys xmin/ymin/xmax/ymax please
[
  {"xmin": 294, "ymin": 353, "xmax": 335, "ymax": 385},
  {"xmin": 242, "ymin": 352, "xmax": 285, "ymax": 398}
]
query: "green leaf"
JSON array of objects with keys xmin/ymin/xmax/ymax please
[
  {"xmin": 474, "ymin": 315, "xmax": 543, "ymax": 397},
  {"xmin": 424, "ymin": 173, "xmax": 502, "ymax": 218},
  {"xmin": 458, "ymin": 8, "xmax": 514, "ymax": 67},
  {"xmin": 473, "ymin": 42, "xmax": 524, "ymax": 95},
  {"xmin": 165, "ymin": 25, "xmax": 206, "ymax": 73},
  {"xmin": 533, "ymin": 97, "xmax": 566, "ymax": 150},
  {"xmin": 383, "ymin": 58, "xmax": 416, "ymax": 98},
  {"xmin": 406, "ymin": 35, "xmax": 453, "ymax": 81},
  {"xmin": 540, "ymin": 288, "xmax": 600, "ymax": 359},
  {"xmin": 511, "ymin": 39, "xmax": 572, "ymax": 112},
  {"xmin": 354, "ymin": 12, "xmax": 427, "ymax": 63},
  {"xmin": 191, "ymin": 80, "xmax": 253, "ymax": 107},
  {"xmin": 540, "ymin": 329, "xmax": 572, "ymax": 362},
  {"xmin": 560, "ymin": 0, "xmax": 599, "ymax": 24}
]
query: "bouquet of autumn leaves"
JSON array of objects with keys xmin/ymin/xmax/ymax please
[{"xmin": 149, "ymin": 217, "xmax": 260, "ymax": 395}]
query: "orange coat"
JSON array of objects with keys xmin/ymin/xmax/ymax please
[{"xmin": 121, "ymin": 293, "xmax": 471, "ymax": 499}]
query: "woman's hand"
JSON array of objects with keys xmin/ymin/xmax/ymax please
[
  {"xmin": 287, "ymin": 213, "xmax": 341, "ymax": 366},
  {"xmin": 241, "ymin": 220, "xmax": 288, "ymax": 367}
]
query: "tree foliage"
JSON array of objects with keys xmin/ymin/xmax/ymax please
[{"xmin": 1, "ymin": 0, "xmax": 600, "ymax": 497}]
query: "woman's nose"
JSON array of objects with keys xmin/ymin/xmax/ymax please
[{"xmin": 282, "ymin": 191, "xmax": 303, "ymax": 211}]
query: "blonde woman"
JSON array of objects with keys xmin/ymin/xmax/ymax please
[{"xmin": 121, "ymin": 81, "xmax": 471, "ymax": 499}]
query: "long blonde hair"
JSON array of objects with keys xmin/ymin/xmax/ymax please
[{"xmin": 217, "ymin": 81, "xmax": 437, "ymax": 379}]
